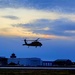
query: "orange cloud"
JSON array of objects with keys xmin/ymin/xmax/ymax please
[{"xmin": 0, "ymin": 27, "xmax": 70, "ymax": 40}]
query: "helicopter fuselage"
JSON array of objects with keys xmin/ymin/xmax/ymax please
[{"xmin": 23, "ymin": 39, "xmax": 42, "ymax": 47}]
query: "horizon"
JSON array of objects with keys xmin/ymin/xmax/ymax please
[
  {"xmin": 1, "ymin": 53, "xmax": 75, "ymax": 62},
  {"xmin": 0, "ymin": 0, "xmax": 75, "ymax": 61}
]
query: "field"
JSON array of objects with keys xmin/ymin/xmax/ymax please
[{"xmin": 0, "ymin": 69, "xmax": 75, "ymax": 75}]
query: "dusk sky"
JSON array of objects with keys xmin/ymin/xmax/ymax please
[{"xmin": 0, "ymin": 0, "xmax": 75, "ymax": 61}]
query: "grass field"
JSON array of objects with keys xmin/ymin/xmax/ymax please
[{"xmin": 0, "ymin": 69, "xmax": 75, "ymax": 75}]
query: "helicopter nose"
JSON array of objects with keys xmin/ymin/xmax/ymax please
[
  {"xmin": 40, "ymin": 44, "xmax": 42, "ymax": 47},
  {"xmin": 40, "ymin": 43, "xmax": 42, "ymax": 46}
]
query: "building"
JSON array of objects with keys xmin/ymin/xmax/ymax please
[
  {"xmin": 8, "ymin": 58, "xmax": 42, "ymax": 66},
  {"xmin": 10, "ymin": 53, "xmax": 16, "ymax": 58},
  {"xmin": 42, "ymin": 61, "xmax": 53, "ymax": 66},
  {"xmin": 1, "ymin": 53, "xmax": 73, "ymax": 67},
  {"xmin": 0, "ymin": 57, "xmax": 7, "ymax": 66},
  {"xmin": 53, "ymin": 59, "xmax": 73, "ymax": 66},
  {"xmin": 8, "ymin": 53, "xmax": 42, "ymax": 66}
]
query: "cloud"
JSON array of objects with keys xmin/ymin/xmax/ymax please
[
  {"xmin": 0, "ymin": 8, "xmax": 61, "ymax": 26},
  {"xmin": 0, "ymin": 27, "xmax": 67, "ymax": 40},
  {"xmin": 65, "ymin": 30, "xmax": 75, "ymax": 33},
  {"xmin": 0, "ymin": 20, "xmax": 70, "ymax": 40},
  {"xmin": 2, "ymin": 15, "xmax": 19, "ymax": 20},
  {"xmin": 12, "ymin": 19, "xmax": 75, "ymax": 38},
  {"xmin": 49, "ymin": 19, "xmax": 75, "ymax": 36},
  {"xmin": 0, "ymin": 2, "xmax": 75, "ymax": 40},
  {"xmin": 12, "ymin": 19, "xmax": 51, "ymax": 32},
  {"xmin": 0, "ymin": 0, "xmax": 75, "ymax": 13},
  {"xmin": 0, "ymin": 8, "xmax": 75, "ymax": 27}
]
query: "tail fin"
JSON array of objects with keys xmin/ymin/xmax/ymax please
[
  {"xmin": 23, "ymin": 39, "xmax": 27, "ymax": 46},
  {"xmin": 24, "ymin": 39, "xmax": 27, "ymax": 45}
]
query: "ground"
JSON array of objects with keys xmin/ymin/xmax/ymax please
[{"xmin": 0, "ymin": 69, "xmax": 75, "ymax": 75}]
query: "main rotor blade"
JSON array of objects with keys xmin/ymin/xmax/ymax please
[
  {"xmin": 36, "ymin": 38, "xmax": 39, "ymax": 40},
  {"xmin": 39, "ymin": 39, "xmax": 51, "ymax": 41},
  {"xmin": 26, "ymin": 39, "xmax": 37, "ymax": 41},
  {"xmin": 24, "ymin": 38, "xmax": 51, "ymax": 41},
  {"xmin": 25, "ymin": 38, "xmax": 40, "ymax": 41}
]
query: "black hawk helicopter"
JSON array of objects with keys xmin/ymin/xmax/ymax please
[{"xmin": 23, "ymin": 38, "xmax": 42, "ymax": 47}]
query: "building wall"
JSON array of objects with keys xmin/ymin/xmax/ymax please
[
  {"xmin": 0, "ymin": 57, "xmax": 7, "ymax": 66},
  {"xmin": 52, "ymin": 59, "xmax": 73, "ymax": 66},
  {"xmin": 42, "ymin": 61, "xmax": 53, "ymax": 66},
  {"xmin": 8, "ymin": 58, "xmax": 42, "ymax": 66}
]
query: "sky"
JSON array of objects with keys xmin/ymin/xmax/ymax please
[{"xmin": 0, "ymin": 0, "xmax": 75, "ymax": 61}]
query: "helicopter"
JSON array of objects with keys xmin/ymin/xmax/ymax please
[{"xmin": 22, "ymin": 38, "xmax": 42, "ymax": 47}]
